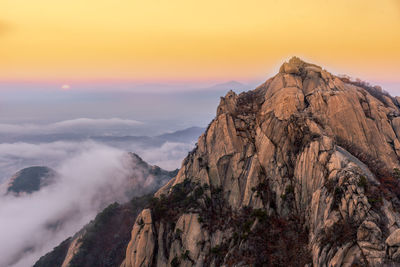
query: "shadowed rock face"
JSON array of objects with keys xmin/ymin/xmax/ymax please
[
  {"xmin": 6, "ymin": 166, "xmax": 57, "ymax": 195},
  {"xmin": 120, "ymin": 57, "xmax": 400, "ymax": 266}
]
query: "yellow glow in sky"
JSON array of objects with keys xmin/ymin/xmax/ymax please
[{"xmin": 0, "ymin": 0, "xmax": 399, "ymax": 82}]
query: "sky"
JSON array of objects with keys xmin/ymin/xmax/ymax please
[
  {"xmin": 0, "ymin": 82, "xmax": 254, "ymax": 129},
  {"xmin": 0, "ymin": 0, "xmax": 399, "ymax": 86}
]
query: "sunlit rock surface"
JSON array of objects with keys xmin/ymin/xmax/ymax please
[{"xmin": 122, "ymin": 57, "xmax": 400, "ymax": 266}]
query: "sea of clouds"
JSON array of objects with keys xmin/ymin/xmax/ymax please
[
  {"xmin": 0, "ymin": 143, "xmax": 132, "ymax": 266},
  {"xmin": 0, "ymin": 140, "xmax": 192, "ymax": 183},
  {"xmin": 0, "ymin": 118, "xmax": 198, "ymax": 267},
  {"xmin": 0, "ymin": 140, "xmax": 192, "ymax": 267}
]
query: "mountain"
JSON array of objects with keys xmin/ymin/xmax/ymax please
[
  {"xmin": 93, "ymin": 126, "xmax": 205, "ymax": 146},
  {"xmin": 123, "ymin": 153, "xmax": 179, "ymax": 197},
  {"xmin": 38, "ymin": 57, "xmax": 400, "ymax": 266},
  {"xmin": 0, "ymin": 126, "xmax": 204, "ymax": 146},
  {"xmin": 5, "ymin": 166, "xmax": 57, "ymax": 195},
  {"xmin": 157, "ymin": 127, "xmax": 205, "ymax": 143},
  {"xmin": 33, "ymin": 153, "xmax": 177, "ymax": 267},
  {"xmin": 207, "ymin": 81, "xmax": 250, "ymax": 92}
]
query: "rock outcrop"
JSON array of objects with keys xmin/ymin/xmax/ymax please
[{"xmin": 121, "ymin": 57, "xmax": 400, "ymax": 266}]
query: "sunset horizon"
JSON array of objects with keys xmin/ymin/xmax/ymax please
[{"xmin": 1, "ymin": 0, "xmax": 399, "ymax": 86}]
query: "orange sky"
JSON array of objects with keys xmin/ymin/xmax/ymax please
[{"xmin": 0, "ymin": 0, "xmax": 399, "ymax": 83}]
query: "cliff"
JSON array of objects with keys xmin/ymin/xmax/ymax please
[{"xmin": 121, "ymin": 57, "xmax": 400, "ymax": 266}]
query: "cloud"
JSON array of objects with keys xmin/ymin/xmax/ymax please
[
  {"xmin": 130, "ymin": 141, "xmax": 194, "ymax": 170},
  {"xmin": 52, "ymin": 118, "xmax": 142, "ymax": 128},
  {"xmin": 0, "ymin": 141, "xmax": 101, "ymax": 182},
  {"xmin": 0, "ymin": 137, "xmax": 194, "ymax": 266},
  {"xmin": 0, "ymin": 118, "xmax": 143, "ymax": 136},
  {"xmin": 0, "ymin": 115, "xmax": 196, "ymax": 266},
  {"xmin": 0, "ymin": 139, "xmax": 194, "ymax": 183},
  {"xmin": 0, "ymin": 142, "xmax": 170, "ymax": 267}
]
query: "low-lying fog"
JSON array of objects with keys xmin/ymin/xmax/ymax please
[
  {"xmin": 0, "ymin": 120, "xmax": 201, "ymax": 266},
  {"xmin": 0, "ymin": 142, "xmax": 175, "ymax": 267}
]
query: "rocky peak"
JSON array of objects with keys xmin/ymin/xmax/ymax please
[
  {"xmin": 125, "ymin": 59, "xmax": 400, "ymax": 266},
  {"xmin": 118, "ymin": 58, "xmax": 400, "ymax": 267},
  {"xmin": 279, "ymin": 56, "xmax": 323, "ymax": 75},
  {"xmin": 42, "ymin": 58, "xmax": 400, "ymax": 267}
]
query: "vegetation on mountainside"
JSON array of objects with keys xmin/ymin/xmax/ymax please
[
  {"xmin": 35, "ymin": 194, "xmax": 152, "ymax": 267},
  {"xmin": 148, "ymin": 178, "xmax": 311, "ymax": 266},
  {"xmin": 33, "ymin": 238, "xmax": 72, "ymax": 267},
  {"xmin": 69, "ymin": 194, "xmax": 152, "ymax": 267},
  {"xmin": 321, "ymin": 218, "xmax": 358, "ymax": 248},
  {"xmin": 335, "ymin": 136, "xmax": 400, "ymax": 207},
  {"xmin": 339, "ymin": 75, "xmax": 395, "ymax": 107},
  {"xmin": 322, "ymin": 136, "xmax": 400, "ymax": 248}
]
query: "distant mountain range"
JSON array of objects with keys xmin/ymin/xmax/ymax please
[
  {"xmin": 0, "ymin": 126, "xmax": 205, "ymax": 145},
  {"xmin": 92, "ymin": 126, "xmax": 205, "ymax": 147}
]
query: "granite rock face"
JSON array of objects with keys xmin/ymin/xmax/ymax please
[{"xmin": 122, "ymin": 57, "xmax": 400, "ymax": 266}]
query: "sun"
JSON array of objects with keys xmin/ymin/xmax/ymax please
[{"xmin": 61, "ymin": 84, "xmax": 70, "ymax": 90}]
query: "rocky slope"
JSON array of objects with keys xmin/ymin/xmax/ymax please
[{"xmin": 120, "ymin": 57, "xmax": 400, "ymax": 266}]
